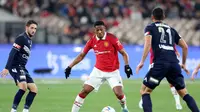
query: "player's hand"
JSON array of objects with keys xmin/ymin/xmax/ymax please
[
  {"xmin": 180, "ymin": 64, "xmax": 190, "ymax": 75},
  {"xmin": 124, "ymin": 65, "xmax": 133, "ymax": 78},
  {"xmin": 0, "ymin": 69, "xmax": 9, "ymax": 78},
  {"xmin": 65, "ymin": 66, "xmax": 71, "ymax": 79},
  {"xmin": 191, "ymin": 68, "xmax": 199, "ymax": 81},
  {"xmin": 175, "ymin": 51, "xmax": 180, "ymax": 58},
  {"xmin": 136, "ymin": 62, "xmax": 144, "ymax": 74}
]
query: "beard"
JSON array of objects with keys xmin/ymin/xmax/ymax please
[{"xmin": 27, "ymin": 31, "xmax": 33, "ymax": 37}]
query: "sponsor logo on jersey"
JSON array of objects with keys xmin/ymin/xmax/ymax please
[
  {"xmin": 159, "ymin": 44, "xmax": 174, "ymax": 51},
  {"xmin": 22, "ymin": 54, "xmax": 29, "ymax": 59},
  {"xmin": 23, "ymin": 45, "xmax": 30, "ymax": 55}
]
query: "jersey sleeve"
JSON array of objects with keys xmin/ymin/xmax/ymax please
[
  {"xmin": 5, "ymin": 36, "xmax": 24, "ymax": 69},
  {"xmin": 13, "ymin": 36, "xmax": 24, "ymax": 51},
  {"xmin": 112, "ymin": 36, "xmax": 123, "ymax": 51},
  {"xmin": 83, "ymin": 39, "xmax": 92, "ymax": 53},
  {"xmin": 144, "ymin": 25, "xmax": 152, "ymax": 37},
  {"xmin": 172, "ymin": 28, "xmax": 181, "ymax": 45}
]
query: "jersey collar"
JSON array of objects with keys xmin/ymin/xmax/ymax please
[{"xmin": 96, "ymin": 32, "xmax": 107, "ymax": 40}]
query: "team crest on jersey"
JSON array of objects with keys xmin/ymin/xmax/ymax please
[{"xmin": 104, "ymin": 41, "xmax": 109, "ymax": 47}]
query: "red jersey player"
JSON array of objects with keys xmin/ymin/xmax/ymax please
[
  {"xmin": 65, "ymin": 21, "xmax": 133, "ymax": 112},
  {"xmin": 138, "ymin": 46, "xmax": 183, "ymax": 110}
]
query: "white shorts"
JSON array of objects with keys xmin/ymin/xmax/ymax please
[{"xmin": 84, "ymin": 67, "xmax": 123, "ymax": 91}]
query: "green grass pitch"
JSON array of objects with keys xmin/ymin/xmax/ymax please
[{"xmin": 0, "ymin": 79, "xmax": 199, "ymax": 112}]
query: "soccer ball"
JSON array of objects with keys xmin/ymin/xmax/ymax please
[
  {"xmin": 101, "ymin": 106, "xmax": 116, "ymax": 112},
  {"xmin": 80, "ymin": 74, "xmax": 89, "ymax": 82}
]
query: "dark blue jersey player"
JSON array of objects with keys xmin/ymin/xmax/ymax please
[
  {"xmin": 136, "ymin": 8, "xmax": 199, "ymax": 112},
  {"xmin": 0, "ymin": 20, "xmax": 38, "ymax": 112}
]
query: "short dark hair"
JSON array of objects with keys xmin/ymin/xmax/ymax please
[
  {"xmin": 152, "ymin": 7, "xmax": 165, "ymax": 20},
  {"xmin": 26, "ymin": 20, "xmax": 38, "ymax": 26},
  {"xmin": 94, "ymin": 21, "xmax": 105, "ymax": 27}
]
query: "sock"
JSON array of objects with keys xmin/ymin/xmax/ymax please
[
  {"xmin": 139, "ymin": 98, "xmax": 143, "ymax": 107},
  {"xmin": 117, "ymin": 95, "xmax": 127, "ymax": 109},
  {"xmin": 22, "ymin": 108, "xmax": 29, "ymax": 112},
  {"xmin": 12, "ymin": 89, "xmax": 26, "ymax": 109},
  {"xmin": 142, "ymin": 94, "xmax": 152, "ymax": 112},
  {"xmin": 183, "ymin": 94, "xmax": 199, "ymax": 112},
  {"xmin": 24, "ymin": 91, "xmax": 37, "ymax": 109},
  {"xmin": 71, "ymin": 94, "xmax": 85, "ymax": 112},
  {"xmin": 170, "ymin": 87, "xmax": 181, "ymax": 105}
]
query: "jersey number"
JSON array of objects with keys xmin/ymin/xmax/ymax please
[{"xmin": 158, "ymin": 27, "xmax": 172, "ymax": 45}]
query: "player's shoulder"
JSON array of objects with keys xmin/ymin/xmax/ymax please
[
  {"xmin": 106, "ymin": 32, "xmax": 117, "ymax": 39},
  {"xmin": 16, "ymin": 32, "xmax": 26, "ymax": 39},
  {"xmin": 144, "ymin": 23, "xmax": 155, "ymax": 30}
]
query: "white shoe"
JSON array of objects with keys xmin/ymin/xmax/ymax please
[
  {"xmin": 11, "ymin": 108, "xmax": 17, "ymax": 112},
  {"xmin": 22, "ymin": 109, "xmax": 29, "ymax": 112},
  {"xmin": 176, "ymin": 104, "xmax": 182, "ymax": 110},
  {"xmin": 139, "ymin": 100, "xmax": 143, "ymax": 109}
]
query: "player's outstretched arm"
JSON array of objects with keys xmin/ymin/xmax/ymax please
[
  {"xmin": 191, "ymin": 64, "xmax": 200, "ymax": 80},
  {"xmin": 119, "ymin": 49, "xmax": 133, "ymax": 78},
  {"xmin": 65, "ymin": 52, "xmax": 87, "ymax": 79},
  {"xmin": 1, "ymin": 45, "xmax": 20, "ymax": 78},
  {"xmin": 178, "ymin": 39, "xmax": 190, "ymax": 75},
  {"xmin": 136, "ymin": 35, "xmax": 152, "ymax": 74}
]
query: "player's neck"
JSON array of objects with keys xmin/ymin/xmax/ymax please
[
  {"xmin": 153, "ymin": 20, "xmax": 162, "ymax": 23},
  {"xmin": 25, "ymin": 31, "xmax": 32, "ymax": 40}
]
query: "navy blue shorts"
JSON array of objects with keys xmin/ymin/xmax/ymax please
[
  {"xmin": 9, "ymin": 66, "xmax": 34, "ymax": 85},
  {"xmin": 143, "ymin": 63, "xmax": 185, "ymax": 90}
]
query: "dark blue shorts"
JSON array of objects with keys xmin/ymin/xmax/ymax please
[
  {"xmin": 9, "ymin": 66, "xmax": 34, "ymax": 85},
  {"xmin": 143, "ymin": 63, "xmax": 185, "ymax": 90}
]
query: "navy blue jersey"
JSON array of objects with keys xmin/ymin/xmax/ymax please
[
  {"xmin": 144, "ymin": 22, "xmax": 181, "ymax": 63},
  {"xmin": 5, "ymin": 32, "xmax": 32, "ymax": 69}
]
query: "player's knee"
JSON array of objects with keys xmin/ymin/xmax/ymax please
[
  {"xmin": 143, "ymin": 88, "xmax": 153, "ymax": 94},
  {"xmin": 18, "ymin": 82, "xmax": 28, "ymax": 91},
  {"xmin": 177, "ymin": 88, "xmax": 188, "ymax": 98},
  {"xmin": 28, "ymin": 84, "xmax": 38, "ymax": 93},
  {"xmin": 30, "ymin": 86, "xmax": 38, "ymax": 93},
  {"xmin": 140, "ymin": 89, "xmax": 144, "ymax": 95},
  {"xmin": 80, "ymin": 88, "xmax": 91, "ymax": 96}
]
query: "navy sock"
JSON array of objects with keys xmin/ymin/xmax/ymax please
[
  {"xmin": 142, "ymin": 94, "xmax": 152, "ymax": 112},
  {"xmin": 24, "ymin": 91, "xmax": 37, "ymax": 109},
  {"xmin": 12, "ymin": 89, "xmax": 26, "ymax": 109},
  {"xmin": 183, "ymin": 94, "xmax": 199, "ymax": 112}
]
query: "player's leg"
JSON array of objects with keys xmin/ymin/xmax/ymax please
[
  {"xmin": 9, "ymin": 68, "xmax": 27, "ymax": 112},
  {"xmin": 71, "ymin": 67, "xmax": 103, "ymax": 112},
  {"xmin": 107, "ymin": 69, "xmax": 128, "ymax": 112},
  {"xmin": 139, "ymin": 84, "xmax": 146, "ymax": 109},
  {"xmin": 142, "ymin": 63, "xmax": 168, "ymax": 112},
  {"xmin": 169, "ymin": 83, "xmax": 182, "ymax": 110},
  {"xmin": 139, "ymin": 64, "xmax": 152, "ymax": 109},
  {"xmin": 22, "ymin": 70, "xmax": 37, "ymax": 112},
  {"xmin": 166, "ymin": 63, "xmax": 199, "ymax": 112},
  {"xmin": 71, "ymin": 84, "xmax": 94, "ymax": 112}
]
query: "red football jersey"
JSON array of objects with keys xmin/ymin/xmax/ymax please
[
  {"xmin": 83, "ymin": 32, "xmax": 123, "ymax": 72},
  {"xmin": 150, "ymin": 45, "xmax": 178, "ymax": 64}
]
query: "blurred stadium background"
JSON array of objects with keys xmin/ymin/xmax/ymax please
[{"xmin": 0, "ymin": 0, "xmax": 200, "ymax": 112}]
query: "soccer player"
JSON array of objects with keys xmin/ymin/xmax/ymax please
[
  {"xmin": 0, "ymin": 20, "xmax": 38, "ymax": 112},
  {"xmin": 65, "ymin": 21, "xmax": 133, "ymax": 112},
  {"xmin": 138, "ymin": 47, "xmax": 182, "ymax": 110},
  {"xmin": 191, "ymin": 63, "xmax": 200, "ymax": 80},
  {"xmin": 136, "ymin": 8, "xmax": 199, "ymax": 112}
]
